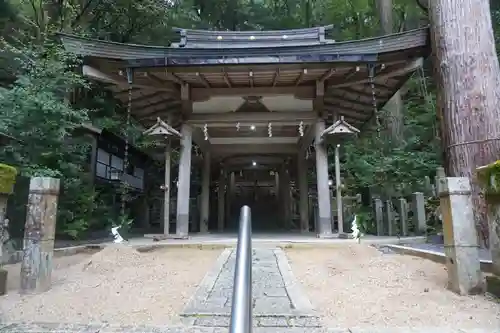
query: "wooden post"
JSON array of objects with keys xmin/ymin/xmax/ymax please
[
  {"xmin": 396, "ymin": 198, "xmax": 409, "ymax": 236},
  {"xmin": 438, "ymin": 176, "xmax": 483, "ymax": 295},
  {"xmin": 314, "ymin": 119, "xmax": 333, "ymax": 238},
  {"xmin": 412, "ymin": 192, "xmax": 427, "ymax": 235},
  {"xmin": 297, "ymin": 152, "xmax": 309, "ymax": 233},
  {"xmin": 20, "ymin": 177, "xmax": 60, "ymax": 293},
  {"xmin": 385, "ymin": 200, "xmax": 395, "ymax": 236},
  {"xmin": 374, "ymin": 198, "xmax": 384, "ymax": 236},
  {"xmin": 334, "ymin": 144, "xmax": 344, "ymax": 236},
  {"xmin": 176, "ymin": 124, "xmax": 192, "ymax": 238},
  {"xmin": 217, "ymin": 169, "xmax": 226, "ymax": 232},
  {"xmin": 163, "ymin": 140, "xmax": 171, "ymax": 235},
  {"xmin": 200, "ymin": 151, "xmax": 211, "ymax": 233}
]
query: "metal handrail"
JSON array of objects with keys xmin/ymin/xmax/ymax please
[{"xmin": 229, "ymin": 205, "xmax": 253, "ymax": 333}]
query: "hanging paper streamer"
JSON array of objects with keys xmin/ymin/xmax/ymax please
[
  {"xmin": 298, "ymin": 121, "xmax": 304, "ymax": 137},
  {"xmin": 203, "ymin": 124, "xmax": 209, "ymax": 140},
  {"xmin": 111, "ymin": 226, "xmax": 125, "ymax": 243},
  {"xmin": 268, "ymin": 122, "xmax": 272, "ymax": 137}
]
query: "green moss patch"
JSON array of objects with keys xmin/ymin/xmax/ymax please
[
  {"xmin": 477, "ymin": 161, "xmax": 500, "ymax": 194},
  {"xmin": 0, "ymin": 163, "xmax": 18, "ymax": 194}
]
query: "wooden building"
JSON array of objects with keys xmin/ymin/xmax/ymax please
[{"xmin": 58, "ymin": 25, "xmax": 430, "ymax": 237}]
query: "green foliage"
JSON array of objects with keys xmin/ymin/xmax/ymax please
[
  {"xmin": 0, "ymin": 163, "xmax": 17, "ymax": 194},
  {"xmin": 477, "ymin": 160, "xmax": 500, "ymax": 194}
]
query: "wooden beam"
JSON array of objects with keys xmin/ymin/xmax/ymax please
[
  {"xmin": 196, "ymin": 72, "xmax": 211, "ymax": 88},
  {"xmin": 130, "ymin": 91, "xmax": 165, "ymax": 105},
  {"xmin": 223, "ymin": 70, "xmax": 232, "ymax": 87},
  {"xmin": 210, "ymin": 137, "xmax": 298, "ymax": 145},
  {"xmin": 324, "ymin": 96, "xmax": 371, "ymax": 109},
  {"xmin": 83, "ymin": 65, "xmax": 178, "ymax": 93},
  {"xmin": 318, "ymin": 68, "xmax": 335, "ymax": 82},
  {"xmin": 213, "ymin": 144, "xmax": 298, "ymax": 156},
  {"xmin": 272, "ymin": 69, "xmax": 280, "ymax": 87},
  {"xmin": 327, "ymin": 59, "xmax": 423, "ymax": 89},
  {"xmin": 295, "ymin": 69, "xmax": 307, "ymax": 86},
  {"xmin": 187, "ymin": 111, "xmax": 317, "ymax": 125},
  {"xmin": 136, "ymin": 100, "xmax": 181, "ymax": 118},
  {"xmin": 191, "ymin": 86, "xmax": 315, "ymax": 100},
  {"xmin": 165, "ymin": 70, "xmax": 184, "ymax": 85}
]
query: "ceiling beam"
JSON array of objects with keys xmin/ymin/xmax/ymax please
[
  {"xmin": 135, "ymin": 100, "xmax": 180, "ymax": 118},
  {"xmin": 327, "ymin": 58, "xmax": 423, "ymax": 89},
  {"xmin": 324, "ymin": 96, "xmax": 371, "ymax": 109},
  {"xmin": 83, "ymin": 65, "xmax": 178, "ymax": 93},
  {"xmin": 209, "ymin": 137, "xmax": 298, "ymax": 145},
  {"xmin": 191, "ymin": 86, "xmax": 315, "ymax": 100},
  {"xmin": 213, "ymin": 144, "xmax": 298, "ymax": 156},
  {"xmin": 187, "ymin": 111, "xmax": 317, "ymax": 125}
]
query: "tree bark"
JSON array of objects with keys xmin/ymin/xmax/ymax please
[
  {"xmin": 429, "ymin": 0, "xmax": 500, "ymax": 247},
  {"xmin": 376, "ymin": 0, "xmax": 404, "ymax": 143}
]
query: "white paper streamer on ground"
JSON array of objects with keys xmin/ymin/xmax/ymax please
[
  {"xmin": 351, "ymin": 215, "xmax": 362, "ymax": 243},
  {"xmin": 111, "ymin": 226, "xmax": 124, "ymax": 243}
]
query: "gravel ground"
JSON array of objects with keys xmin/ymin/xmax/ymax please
[
  {"xmin": 0, "ymin": 245, "xmax": 221, "ymax": 325},
  {"xmin": 286, "ymin": 244, "xmax": 500, "ymax": 330}
]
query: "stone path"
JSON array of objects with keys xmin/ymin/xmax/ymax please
[
  {"xmin": 0, "ymin": 322, "xmax": 498, "ymax": 332},
  {"xmin": 181, "ymin": 247, "xmax": 319, "ymax": 328}
]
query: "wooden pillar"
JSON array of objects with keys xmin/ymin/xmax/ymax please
[
  {"xmin": 280, "ymin": 165, "xmax": 291, "ymax": 230},
  {"xmin": 226, "ymin": 171, "xmax": 234, "ymax": 223},
  {"xmin": 176, "ymin": 124, "xmax": 192, "ymax": 238},
  {"xmin": 334, "ymin": 144, "xmax": 344, "ymax": 235},
  {"xmin": 163, "ymin": 140, "xmax": 172, "ymax": 235},
  {"xmin": 298, "ymin": 153, "xmax": 309, "ymax": 232},
  {"xmin": 315, "ymin": 119, "xmax": 332, "ymax": 238},
  {"xmin": 218, "ymin": 169, "xmax": 226, "ymax": 232},
  {"xmin": 200, "ymin": 151, "xmax": 211, "ymax": 233},
  {"xmin": 438, "ymin": 177, "xmax": 483, "ymax": 295},
  {"xmin": 20, "ymin": 177, "xmax": 60, "ymax": 293}
]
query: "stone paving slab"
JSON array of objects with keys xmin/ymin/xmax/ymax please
[
  {"xmin": 181, "ymin": 246, "xmax": 318, "ymax": 328},
  {"xmin": 0, "ymin": 323, "xmax": 498, "ymax": 333}
]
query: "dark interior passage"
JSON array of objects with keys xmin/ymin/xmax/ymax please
[{"xmin": 226, "ymin": 185, "xmax": 282, "ymax": 232}]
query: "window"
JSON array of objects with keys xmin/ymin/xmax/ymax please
[{"xmin": 110, "ymin": 155, "xmax": 123, "ymax": 171}]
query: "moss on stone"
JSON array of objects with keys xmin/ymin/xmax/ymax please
[{"xmin": 0, "ymin": 163, "xmax": 18, "ymax": 195}]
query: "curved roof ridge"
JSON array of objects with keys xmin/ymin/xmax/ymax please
[{"xmin": 56, "ymin": 27, "xmax": 429, "ymax": 52}]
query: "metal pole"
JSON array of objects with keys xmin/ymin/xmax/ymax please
[
  {"xmin": 335, "ymin": 144, "xmax": 343, "ymax": 234},
  {"xmin": 229, "ymin": 205, "xmax": 252, "ymax": 333}
]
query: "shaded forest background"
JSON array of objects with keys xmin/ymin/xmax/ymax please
[{"xmin": 0, "ymin": 0, "xmax": 498, "ymax": 241}]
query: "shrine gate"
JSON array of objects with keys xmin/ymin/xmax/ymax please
[{"xmin": 58, "ymin": 25, "xmax": 429, "ymax": 238}]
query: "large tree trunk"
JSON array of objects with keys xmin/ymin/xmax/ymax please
[
  {"xmin": 377, "ymin": 0, "xmax": 404, "ymax": 143},
  {"xmin": 429, "ymin": 0, "xmax": 500, "ymax": 248}
]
